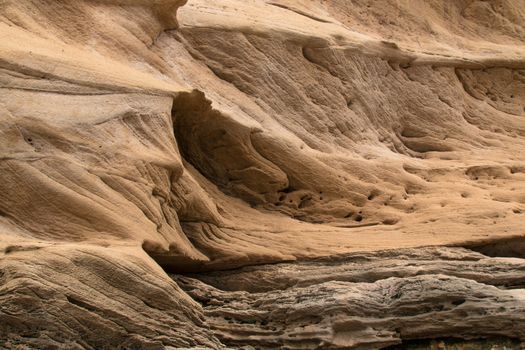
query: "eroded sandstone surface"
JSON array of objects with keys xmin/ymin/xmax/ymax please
[{"xmin": 1, "ymin": 0, "xmax": 524, "ymax": 349}]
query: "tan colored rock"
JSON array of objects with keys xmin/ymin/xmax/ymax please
[{"xmin": 0, "ymin": 0, "xmax": 524, "ymax": 348}]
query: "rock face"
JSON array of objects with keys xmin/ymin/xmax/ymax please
[
  {"xmin": 176, "ymin": 248, "xmax": 525, "ymax": 349},
  {"xmin": 0, "ymin": 0, "xmax": 524, "ymax": 349}
]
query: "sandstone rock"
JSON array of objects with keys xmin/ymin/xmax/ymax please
[
  {"xmin": 174, "ymin": 247, "xmax": 525, "ymax": 348},
  {"xmin": 0, "ymin": 0, "xmax": 524, "ymax": 348}
]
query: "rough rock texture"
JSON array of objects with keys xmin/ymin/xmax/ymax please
[
  {"xmin": 173, "ymin": 247, "xmax": 525, "ymax": 348},
  {"xmin": 1, "ymin": 0, "xmax": 525, "ymax": 349}
]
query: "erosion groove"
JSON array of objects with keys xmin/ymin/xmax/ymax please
[{"xmin": 1, "ymin": 0, "xmax": 524, "ymax": 349}]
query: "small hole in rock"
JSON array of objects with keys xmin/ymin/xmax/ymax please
[{"xmin": 452, "ymin": 299, "xmax": 466, "ymax": 306}]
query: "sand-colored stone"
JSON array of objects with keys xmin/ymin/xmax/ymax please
[{"xmin": 0, "ymin": 0, "xmax": 524, "ymax": 348}]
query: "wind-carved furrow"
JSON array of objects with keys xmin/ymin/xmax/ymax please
[
  {"xmin": 179, "ymin": 247, "xmax": 525, "ymax": 292},
  {"xmin": 267, "ymin": 2, "xmax": 334, "ymax": 24},
  {"xmin": 171, "ymin": 90, "xmax": 289, "ymax": 206},
  {"xmin": 466, "ymin": 236, "xmax": 525, "ymax": 259},
  {"xmin": 170, "ymin": 90, "xmax": 382, "ymax": 226}
]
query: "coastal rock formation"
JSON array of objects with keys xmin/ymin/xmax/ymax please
[{"xmin": 0, "ymin": 0, "xmax": 524, "ymax": 348}]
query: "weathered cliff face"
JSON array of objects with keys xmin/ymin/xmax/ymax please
[{"xmin": 1, "ymin": 0, "xmax": 524, "ymax": 348}]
